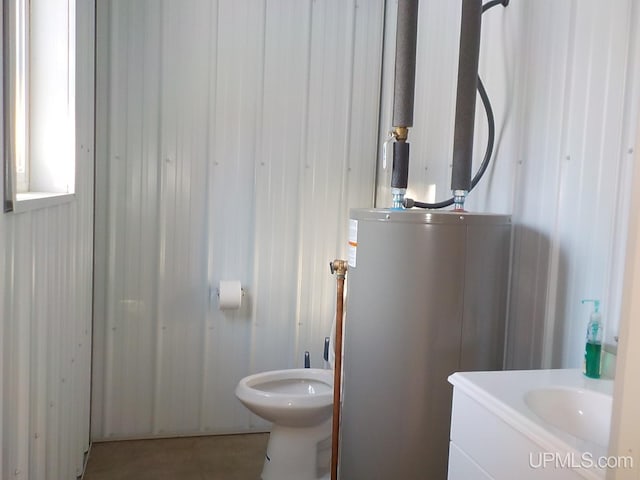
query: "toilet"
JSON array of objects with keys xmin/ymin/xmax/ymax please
[{"xmin": 235, "ymin": 367, "xmax": 334, "ymax": 480}]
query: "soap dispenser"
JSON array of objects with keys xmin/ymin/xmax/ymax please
[{"xmin": 581, "ymin": 299, "xmax": 602, "ymax": 379}]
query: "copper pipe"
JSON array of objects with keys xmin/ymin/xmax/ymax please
[{"xmin": 330, "ymin": 259, "xmax": 347, "ymax": 480}]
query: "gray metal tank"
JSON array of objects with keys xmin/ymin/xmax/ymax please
[{"xmin": 339, "ymin": 209, "xmax": 511, "ymax": 479}]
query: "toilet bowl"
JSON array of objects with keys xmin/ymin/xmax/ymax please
[{"xmin": 235, "ymin": 368, "xmax": 333, "ymax": 480}]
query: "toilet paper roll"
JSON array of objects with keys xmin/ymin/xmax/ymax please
[{"xmin": 218, "ymin": 280, "xmax": 243, "ymax": 310}]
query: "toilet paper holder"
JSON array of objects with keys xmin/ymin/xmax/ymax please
[
  {"xmin": 212, "ymin": 281, "xmax": 246, "ymax": 310},
  {"xmin": 215, "ymin": 286, "xmax": 245, "ymax": 298}
]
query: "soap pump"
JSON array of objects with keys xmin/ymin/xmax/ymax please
[{"xmin": 581, "ymin": 299, "xmax": 602, "ymax": 379}]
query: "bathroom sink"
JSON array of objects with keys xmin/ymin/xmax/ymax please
[{"xmin": 524, "ymin": 386, "xmax": 612, "ymax": 447}]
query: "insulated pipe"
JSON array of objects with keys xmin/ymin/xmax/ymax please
[
  {"xmin": 391, "ymin": 142, "xmax": 410, "ymax": 187},
  {"xmin": 392, "ymin": 0, "xmax": 419, "ymax": 129},
  {"xmin": 451, "ymin": 0, "xmax": 482, "ymax": 194},
  {"xmin": 390, "ymin": 0, "xmax": 419, "ymax": 208},
  {"xmin": 330, "ymin": 259, "xmax": 348, "ymax": 480}
]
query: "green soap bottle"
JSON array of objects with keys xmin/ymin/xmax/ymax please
[{"xmin": 581, "ymin": 299, "xmax": 602, "ymax": 379}]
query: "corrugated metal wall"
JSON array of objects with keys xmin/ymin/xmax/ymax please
[
  {"xmin": 93, "ymin": 0, "xmax": 640, "ymax": 439},
  {"xmin": 377, "ymin": 0, "xmax": 640, "ymax": 369},
  {"xmin": 0, "ymin": 1, "xmax": 95, "ymax": 479},
  {"xmin": 505, "ymin": 0, "xmax": 639, "ymax": 370},
  {"xmin": 92, "ymin": 0, "xmax": 384, "ymax": 439}
]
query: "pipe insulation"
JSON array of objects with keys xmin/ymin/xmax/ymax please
[
  {"xmin": 392, "ymin": 0, "xmax": 419, "ymax": 128},
  {"xmin": 391, "ymin": 141, "xmax": 410, "ymax": 189},
  {"xmin": 451, "ymin": 0, "xmax": 482, "ymax": 193}
]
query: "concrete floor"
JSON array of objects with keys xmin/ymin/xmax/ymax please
[{"xmin": 83, "ymin": 433, "xmax": 269, "ymax": 480}]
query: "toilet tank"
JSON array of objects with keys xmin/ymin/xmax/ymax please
[{"xmin": 339, "ymin": 209, "xmax": 511, "ymax": 479}]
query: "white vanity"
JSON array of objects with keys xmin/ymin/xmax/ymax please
[{"xmin": 448, "ymin": 369, "xmax": 615, "ymax": 480}]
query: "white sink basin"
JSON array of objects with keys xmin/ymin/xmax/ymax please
[{"xmin": 524, "ymin": 387, "xmax": 612, "ymax": 447}]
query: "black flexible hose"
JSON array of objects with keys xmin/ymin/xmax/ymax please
[
  {"xmin": 470, "ymin": 76, "xmax": 494, "ymax": 190},
  {"xmin": 403, "ymin": 0, "xmax": 506, "ymax": 210},
  {"xmin": 482, "ymin": 0, "xmax": 509, "ymax": 13},
  {"xmin": 407, "ymin": 78, "xmax": 493, "ymax": 209}
]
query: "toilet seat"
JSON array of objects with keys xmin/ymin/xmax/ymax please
[{"xmin": 235, "ymin": 368, "xmax": 333, "ymax": 427}]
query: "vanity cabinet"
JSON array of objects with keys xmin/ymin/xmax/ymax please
[{"xmin": 447, "ymin": 370, "xmax": 611, "ymax": 480}]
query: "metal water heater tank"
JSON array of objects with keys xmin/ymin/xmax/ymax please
[{"xmin": 339, "ymin": 209, "xmax": 511, "ymax": 479}]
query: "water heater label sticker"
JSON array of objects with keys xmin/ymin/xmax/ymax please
[{"xmin": 348, "ymin": 219, "xmax": 358, "ymax": 268}]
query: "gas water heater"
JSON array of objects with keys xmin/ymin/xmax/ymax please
[{"xmin": 339, "ymin": 208, "xmax": 511, "ymax": 479}]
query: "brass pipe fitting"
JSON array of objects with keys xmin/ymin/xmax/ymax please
[
  {"xmin": 393, "ymin": 126, "xmax": 409, "ymax": 142},
  {"xmin": 330, "ymin": 259, "xmax": 348, "ymax": 278}
]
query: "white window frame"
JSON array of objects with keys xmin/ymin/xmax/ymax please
[{"xmin": 3, "ymin": 0, "xmax": 77, "ymax": 213}]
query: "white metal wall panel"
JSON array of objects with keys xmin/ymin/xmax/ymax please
[
  {"xmin": 500, "ymin": 1, "xmax": 574, "ymax": 370},
  {"xmin": 492, "ymin": 0, "xmax": 638, "ymax": 369},
  {"xmin": 0, "ymin": 2, "xmax": 95, "ymax": 479},
  {"xmin": 93, "ymin": 0, "xmax": 384, "ymax": 439},
  {"xmin": 204, "ymin": 0, "xmax": 268, "ymax": 433},
  {"xmin": 94, "ymin": 0, "xmax": 640, "ymax": 439},
  {"xmin": 156, "ymin": 0, "xmax": 211, "ymax": 436},
  {"xmin": 542, "ymin": 0, "xmax": 637, "ymax": 368},
  {"xmin": 379, "ymin": 0, "xmax": 639, "ymax": 369}
]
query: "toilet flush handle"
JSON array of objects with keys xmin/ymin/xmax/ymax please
[{"xmin": 324, "ymin": 337, "xmax": 330, "ymax": 364}]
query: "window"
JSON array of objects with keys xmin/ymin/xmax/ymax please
[{"xmin": 3, "ymin": 0, "xmax": 76, "ymax": 212}]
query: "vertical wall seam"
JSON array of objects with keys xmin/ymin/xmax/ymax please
[
  {"xmin": 372, "ymin": 0, "xmax": 388, "ymax": 208},
  {"xmin": 292, "ymin": 0, "xmax": 314, "ymax": 366},
  {"xmin": 337, "ymin": 0, "xmax": 358, "ymax": 249},
  {"xmin": 248, "ymin": 0, "xmax": 268, "ymax": 379},
  {"xmin": 88, "ymin": 0, "xmax": 98, "ymax": 447},
  {"xmin": 540, "ymin": 0, "xmax": 577, "ymax": 368},
  {"xmin": 200, "ymin": 0, "xmax": 219, "ymax": 434},
  {"xmin": 605, "ymin": 0, "xmax": 640, "ymax": 343},
  {"xmin": 151, "ymin": 0, "xmax": 165, "ymax": 435}
]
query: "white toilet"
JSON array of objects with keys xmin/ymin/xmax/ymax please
[{"xmin": 235, "ymin": 367, "xmax": 334, "ymax": 480}]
